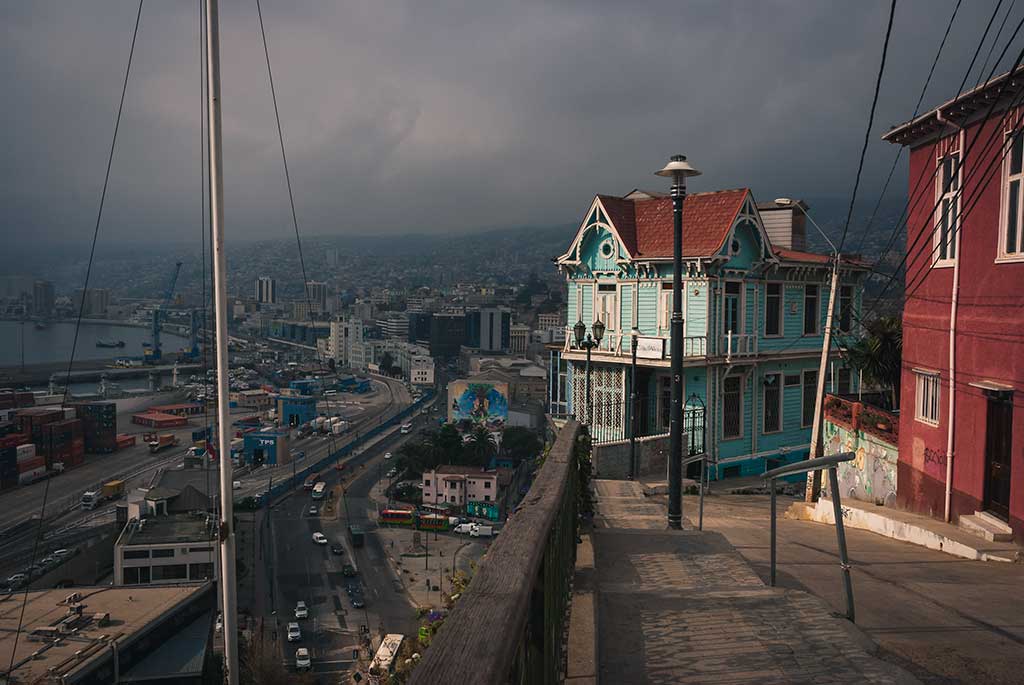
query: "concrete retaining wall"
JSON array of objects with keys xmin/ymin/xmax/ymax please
[{"xmin": 593, "ymin": 434, "xmax": 670, "ymax": 480}]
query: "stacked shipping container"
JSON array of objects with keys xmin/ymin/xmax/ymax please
[
  {"xmin": 37, "ymin": 419, "xmax": 85, "ymax": 470},
  {"xmin": 70, "ymin": 402, "xmax": 118, "ymax": 453},
  {"xmin": 0, "ymin": 389, "xmax": 35, "ymax": 411}
]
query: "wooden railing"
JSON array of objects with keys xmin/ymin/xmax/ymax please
[
  {"xmin": 823, "ymin": 394, "xmax": 899, "ymax": 445},
  {"xmin": 410, "ymin": 421, "xmax": 585, "ymax": 685}
]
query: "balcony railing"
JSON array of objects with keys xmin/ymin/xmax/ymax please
[
  {"xmin": 410, "ymin": 420, "xmax": 585, "ymax": 685},
  {"xmin": 721, "ymin": 330, "xmax": 756, "ymax": 359},
  {"xmin": 561, "ymin": 327, "xmax": 707, "ymax": 359}
]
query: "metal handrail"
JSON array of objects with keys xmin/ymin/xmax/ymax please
[
  {"xmin": 682, "ymin": 452, "xmax": 711, "ymax": 530},
  {"xmin": 764, "ymin": 451, "xmax": 856, "ymax": 621}
]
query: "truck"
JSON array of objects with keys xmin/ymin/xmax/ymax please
[
  {"xmin": 148, "ymin": 434, "xmax": 180, "ymax": 453},
  {"xmin": 347, "ymin": 524, "xmax": 365, "ymax": 548},
  {"xmin": 80, "ymin": 480, "xmax": 125, "ymax": 510},
  {"xmin": 469, "ymin": 524, "xmax": 493, "ymax": 538}
]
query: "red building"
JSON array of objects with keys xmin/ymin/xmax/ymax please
[{"xmin": 884, "ymin": 70, "xmax": 1024, "ymax": 541}]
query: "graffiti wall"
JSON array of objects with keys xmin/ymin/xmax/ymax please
[
  {"xmin": 823, "ymin": 419, "xmax": 898, "ymax": 507},
  {"xmin": 447, "ymin": 380, "xmax": 509, "ymax": 430}
]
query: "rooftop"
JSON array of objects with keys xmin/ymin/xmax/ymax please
[
  {"xmin": 119, "ymin": 514, "xmax": 217, "ymax": 547},
  {"xmin": 434, "ymin": 465, "xmax": 498, "ymax": 477},
  {"xmin": 0, "ymin": 584, "xmax": 208, "ymax": 683}
]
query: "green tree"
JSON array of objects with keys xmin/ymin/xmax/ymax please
[
  {"xmin": 464, "ymin": 426, "xmax": 498, "ymax": 466},
  {"xmin": 845, "ymin": 316, "xmax": 902, "ymax": 410},
  {"xmin": 500, "ymin": 426, "xmax": 542, "ymax": 464}
]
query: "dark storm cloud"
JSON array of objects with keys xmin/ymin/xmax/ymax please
[{"xmin": 0, "ymin": 0, "xmax": 1006, "ymax": 243}]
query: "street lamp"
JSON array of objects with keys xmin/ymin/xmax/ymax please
[
  {"xmin": 628, "ymin": 328, "xmax": 639, "ymax": 480},
  {"xmin": 655, "ymin": 154, "xmax": 701, "ymax": 530},
  {"xmin": 775, "ymin": 198, "xmax": 839, "ymax": 502},
  {"xmin": 573, "ymin": 318, "xmax": 605, "ymax": 428}
]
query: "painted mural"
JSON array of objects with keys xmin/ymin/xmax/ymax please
[
  {"xmin": 448, "ymin": 381, "xmax": 509, "ymax": 429},
  {"xmin": 823, "ymin": 420, "xmax": 898, "ymax": 507}
]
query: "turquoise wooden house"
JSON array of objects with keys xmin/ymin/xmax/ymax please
[{"xmin": 549, "ymin": 188, "xmax": 867, "ymax": 479}]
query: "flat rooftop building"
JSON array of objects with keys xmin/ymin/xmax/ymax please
[
  {"xmin": 0, "ymin": 583, "xmax": 215, "ymax": 684},
  {"xmin": 114, "ymin": 514, "xmax": 219, "ymax": 586}
]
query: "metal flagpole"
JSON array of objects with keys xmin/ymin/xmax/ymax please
[{"xmin": 205, "ymin": 0, "xmax": 239, "ymax": 681}]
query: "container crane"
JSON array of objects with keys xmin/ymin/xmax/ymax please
[{"xmin": 143, "ymin": 261, "xmax": 182, "ymax": 364}]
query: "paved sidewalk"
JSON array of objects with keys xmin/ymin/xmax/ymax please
[{"xmin": 576, "ymin": 480, "xmax": 918, "ymax": 685}]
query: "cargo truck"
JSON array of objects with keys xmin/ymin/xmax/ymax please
[
  {"xmin": 148, "ymin": 434, "xmax": 180, "ymax": 453},
  {"xmin": 347, "ymin": 524, "xmax": 365, "ymax": 548},
  {"xmin": 80, "ymin": 479, "xmax": 125, "ymax": 510}
]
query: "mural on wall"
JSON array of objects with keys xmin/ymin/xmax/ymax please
[
  {"xmin": 448, "ymin": 381, "xmax": 509, "ymax": 430},
  {"xmin": 823, "ymin": 422, "xmax": 898, "ymax": 507}
]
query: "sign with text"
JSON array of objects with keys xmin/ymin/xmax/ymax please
[{"xmin": 635, "ymin": 336, "xmax": 665, "ymax": 360}]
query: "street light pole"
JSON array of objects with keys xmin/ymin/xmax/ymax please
[
  {"xmin": 775, "ymin": 199, "xmax": 840, "ymax": 502},
  {"xmin": 628, "ymin": 329, "xmax": 639, "ymax": 479},
  {"xmin": 573, "ymin": 320, "xmax": 605, "ymax": 430},
  {"xmin": 656, "ymin": 155, "xmax": 701, "ymax": 530}
]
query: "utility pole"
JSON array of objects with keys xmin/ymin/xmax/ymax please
[
  {"xmin": 806, "ymin": 256, "xmax": 840, "ymax": 501},
  {"xmin": 206, "ymin": 0, "xmax": 239, "ymax": 681}
]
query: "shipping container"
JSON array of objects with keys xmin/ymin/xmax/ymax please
[
  {"xmin": 17, "ymin": 456, "xmax": 46, "ymax": 473},
  {"xmin": 16, "ymin": 444, "xmax": 36, "ymax": 462},
  {"xmin": 18, "ymin": 467, "xmax": 49, "ymax": 485}
]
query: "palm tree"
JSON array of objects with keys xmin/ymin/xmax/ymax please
[
  {"xmin": 845, "ymin": 316, "xmax": 902, "ymax": 410},
  {"xmin": 464, "ymin": 426, "xmax": 497, "ymax": 467}
]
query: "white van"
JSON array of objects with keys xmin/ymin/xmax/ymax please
[{"xmin": 400, "ymin": 423, "xmax": 413, "ymax": 434}]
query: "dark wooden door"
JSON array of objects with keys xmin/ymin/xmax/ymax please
[{"xmin": 984, "ymin": 394, "xmax": 1013, "ymax": 521}]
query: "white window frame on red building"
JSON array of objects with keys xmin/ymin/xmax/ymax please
[
  {"xmin": 933, "ymin": 146, "xmax": 961, "ymax": 268},
  {"xmin": 999, "ymin": 127, "xmax": 1024, "ymax": 261},
  {"xmin": 913, "ymin": 368, "xmax": 941, "ymax": 427}
]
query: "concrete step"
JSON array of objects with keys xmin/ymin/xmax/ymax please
[
  {"xmin": 959, "ymin": 514, "xmax": 1015, "ymax": 543},
  {"xmin": 975, "ymin": 510, "xmax": 1014, "ymax": 535}
]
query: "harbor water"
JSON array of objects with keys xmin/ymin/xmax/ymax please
[{"xmin": 0, "ymin": 321, "xmax": 190, "ymax": 368}]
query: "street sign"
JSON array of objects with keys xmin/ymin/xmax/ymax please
[{"xmin": 636, "ymin": 336, "xmax": 665, "ymax": 360}]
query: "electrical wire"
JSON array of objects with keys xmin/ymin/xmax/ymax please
[
  {"xmin": 976, "ymin": 0, "xmax": 1017, "ymax": 88},
  {"xmin": 4, "ymin": 2, "xmax": 145, "ymax": 678},
  {"xmin": 854, "ymin": 0, "xmax": 963, "ymax": 255},
  {"xmin": 860, "ymin": 0, "xmax": 1014, "ymax": 268},
  {"xmin": 837, "ymin": 0, "xmax": 897, "ymax": 253}
]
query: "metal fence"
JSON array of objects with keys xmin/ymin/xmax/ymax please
[
  {"xmin": 410, "ymin": 420, "xmax": 584, "ymax": 685},
  {"xmin": 582, "ymin": 393, "xmax": 706, "ymax": 457}
]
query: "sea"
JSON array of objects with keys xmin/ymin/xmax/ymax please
[{"xmin": 0, "ymin": 320, "xmax": 190, "ymax": 371}]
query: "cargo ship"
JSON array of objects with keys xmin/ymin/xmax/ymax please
[{"xmin": 96, "ymin": 339, "xmax": 126, "ymax": 348}]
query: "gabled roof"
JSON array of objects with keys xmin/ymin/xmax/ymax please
[{"xmin": 591, "ymin": 189, "xmax": 750, "ymax": 260}]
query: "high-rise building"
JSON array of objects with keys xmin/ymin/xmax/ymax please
[
  {"xmin": 255, "ymin": 276, "xmax": 277, "ymax": 305},
  {"xmin": 377, "ymin": 313, "xmax": 409, "ymax": 340},
  {"xmin": 73, "ymin": 288, "xmax": 110, "ymax": 317},
  {"xmin": 510, "ymin": 323, "xmax": 530, "ymax": 355},
  {"xmin": 467, "ymin": 306, "xmax": 511, "ymax": 352},
  {"xmin": 429, "ymin": 312, "xmax": 466, "ymax": 360},
  {"xmin": 32, "ymin": 280, "xmax": 54, "ymax": 318},
  {"xmin": 305, "ymin": 281, "xmax": 328, "ymax": 313}
]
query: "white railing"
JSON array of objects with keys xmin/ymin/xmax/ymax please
[
  {"xmin": 722, "ymin": 331, "xmax": 756, "ymax": 359},
  {"xmin": 562, "ymin": 327, "xmax": 708, "ymax": 360}
]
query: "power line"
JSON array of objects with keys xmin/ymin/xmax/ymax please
[
  {"xmin": 837, "ymin": 0, "xmax": 897, "ymax": 253},
  {"xmin": 976, "ymin": 0, "xmax": 1017, "ymax": 87},
  {"xmin": 855, "ymin": 0, "xmax": 963, "ymax": 255},
  {"xmin": 860, "ymin": 0, "xmax": 1014, "ymax": 266},
  {"xmin": 5, "ymin": 2, "xmax": 145, "ymax": 678},
  {"xmin": 858, "ymin": 50, "xmax": 1024, "ymax": 321}
]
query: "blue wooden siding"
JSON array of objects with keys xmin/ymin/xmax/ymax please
[
  {"xmin": 685, "ymin": 280, "xmax": 708, "ymax": 337},
  {"xmin": 581, "ymin": 283, "xmax": 593, "ymax": 325},
  {"xmin": 620, "ymin": 284, "xmax": 635, "ymax": 330},
  {"xmin": 637, "ymin": 284, "xmax": 658, "ymax": 335},
  {"xmin": 580, "ymin": 226, "xmax": 619, "ymax": 273},
  {"xmin": 566, "ymin": 282, "xmax": 578, "ymax": 326}
]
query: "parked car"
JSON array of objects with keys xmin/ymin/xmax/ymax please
[
  {"xmin": 349, "ymin": 593, "xmax": 365, "ymax": 608},
  {"xmin": 295, "ymin": 648, "xmax": 311, "ymax": 671},
  {"xmin": 384, "ymin": 452, "xmax": 393, "ymax": 460},
  {"xmin": 294, "ymin": 601, "xmax": 308, "ymax": 619},
  {"xmin": 342, "ymin": 564, "xmax": 357, "ymax": 577},
  {"xmin": 5, "ymin": 574, "xmax": 26, "ymax": 587},
  {"xmin": 215, "ymin": 613, "xmax": 223, "ymax": 633},
  {"xmin": 287, "ymin": 622, "xmax": 301, "ymax": 642},
  {"xmin": 52, "ymin": 549, "xmax": 74, "ymax": 559},
  {"xmin": 308, "ymin": 506, "xmax": 318, "ymax": 516},
  {"xmin": 330, "ymin": 544, "xmax": 344, "ymax": 555},
  {"xmin": 312, "ymin": 532, "xmax": 328, "ymax": 545}
]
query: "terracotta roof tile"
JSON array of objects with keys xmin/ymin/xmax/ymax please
[
  {"xmin": 599, "ymin": 189, "xmax": 748, "ymax": 259},
  {"xmin": 774, "ymin": 247, "xmax": 870, "ymax": 268}
]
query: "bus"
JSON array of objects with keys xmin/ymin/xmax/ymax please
[
  {"xmin": 416, "ymin": 513, "xmax": 450, "ymax": 532},
  {"xmin": 303, "ymin": 472, "xmax": 320, "ymax": 491},
  {"xmin": 380, "ymin": 509, "xmax": 415, "ymax": 526},
  {"xmin": 311, "ymin": 482, "xmax": 327, "ymax": 500},
  {"xmin": 370, "ymin": 634, "xmax": 404, "ymax": 678}
]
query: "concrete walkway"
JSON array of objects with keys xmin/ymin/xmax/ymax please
[{"xmin": 569, "ymin": 480, "xmax": 917, "ymax": 684}]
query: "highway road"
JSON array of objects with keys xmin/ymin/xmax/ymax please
[{"xmin": 261, "ymin": 399, "xmax": 436, "ymax": 678}]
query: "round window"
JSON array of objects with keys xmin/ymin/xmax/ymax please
[
  {"xmin": 600, "ymin": 240, "xmax": 615, "ymax": 258},
  {"xmin": 730, "ymin": 239, "xmax": 741, "ymax": 255}
]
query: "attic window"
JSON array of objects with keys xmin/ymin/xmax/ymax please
[
  {"xmin": 600, "ymin": 240, "xmax": 615, "ymax": 258},
  {"xmin": 730, "ymin": 239, "xmax": 741, "ymax": 255}
]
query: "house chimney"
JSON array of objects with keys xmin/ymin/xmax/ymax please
[{"xmin": 758, "ymin": 200, "xmax": 807, "ymax": 250}]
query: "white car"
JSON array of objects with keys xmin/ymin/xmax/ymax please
[
  {"xmin": 215, "ymin": 613, "xmax": 223, "ymax": 633},
  {"xmin": 400, "ymin": 423, "xmax": 412, "ymax": 434},
  {"xmin": 294, "ymin": 601, "xmax": 308, "ymax": 619},
  {"xmin": 287, "ymin": 622, "xmax": 301, "ymax": 642},
  {"xmin": 308, "ymin": 506, "xmax": 318, "ymax": 516},
  {"xmin": 295, "ymin": 647, "xmax": 311, "ymax": 671},
  {"xmin": 312, "ymin": 532, "xmax": 328, "ymax": 545},
  {"xmin": 453, "ymin": 523, "xmax": 474, "ymax": 535},
  {"xmin": 384, "ymin": 452, "xmax": 393, "ymax": 460}
]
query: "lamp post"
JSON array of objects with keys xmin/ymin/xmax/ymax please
[
  {"xmin": 656, "ymin": 154, "xmax": 701, "ymax": 530},
  {"xmin": 628, "ymin": 328, "xmax": 639, "ymax": 479},
  {"xmin": 572, "ymin": 318, "xmax": 605, "ymax": 429},
  {"xmin": 774, "ymin": 198, "xmax": 839, "ymax": 502}
]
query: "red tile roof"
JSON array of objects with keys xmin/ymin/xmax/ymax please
[
  {"xmin": 774, "ymin": 247, "xmax": 871, "ymax": 268},
  {"xmin": 597, "ymin": 189, "xmax": 748, "ymax": 259}
]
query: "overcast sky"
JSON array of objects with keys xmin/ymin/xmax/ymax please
[{"xmin": 0, "ymin": 1, "xmax": 1011, "ymax": 245}]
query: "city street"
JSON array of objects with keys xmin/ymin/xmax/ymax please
[{"xmin": 249, "ymin": 394, "xmax": 434, "ymax": 679}]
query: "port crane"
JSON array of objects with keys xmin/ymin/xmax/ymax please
[{"xmin": 143, "ymin": 261, "xmax": 182, "ymax": 363}]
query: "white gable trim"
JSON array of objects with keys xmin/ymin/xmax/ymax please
[
  {"xmin": 720, "ymin": 192, "xmax": 775, "ymax": 262},
  {"xmin": 556, "ymin": 196, "xmax": 635, "ymax": 265}
]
